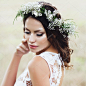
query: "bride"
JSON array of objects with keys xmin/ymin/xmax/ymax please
[{"xmin": 1, "ymin": 1, "xmax": 76, "ymax": 86}]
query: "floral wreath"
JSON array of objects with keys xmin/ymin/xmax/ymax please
[{"xmin": 13, "ymin": 2, "xmax": 78, "ymax": 38}]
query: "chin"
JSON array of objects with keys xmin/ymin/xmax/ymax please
[
  {"xmin": 30, "ymin": 49, "xmax": 43, "ymax": 54},
  {"xmin": 29, "ymin": 48, "xmax": 40, "ymax": 53},
  {"xmin": 30, "ymin": 46, "xmax": 50, "ymax": 54}
]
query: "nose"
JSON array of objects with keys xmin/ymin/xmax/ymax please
[{"xmin": 29, "ymin": 34, "xmax": 36, "ymax": 43}]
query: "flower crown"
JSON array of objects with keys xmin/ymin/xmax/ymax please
[{"xmin": 13, "ymin": 2, "xmax": 78, "ymax": 38}]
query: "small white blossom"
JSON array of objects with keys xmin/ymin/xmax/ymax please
[
  {"xmin": 32, "ymin": 11, "xmax": 38, "ymax": 17},
  {"xmin": 53, "ymin": 9, "xmax": 59, "ymax": 16},
  {"xmin": 38, "ymin": 9, "xmax": 40, "ymax": 12},
  {"xmin": 48, "ymin": 10, "xmax": 51, "ymax": 14},
  {"xmin": 44, "ymin": 9, "xmax": 48, "ymax": 16},
  {"xmin": 63, "ymin": 35, "xmax": 66, "ymax": 38},
  {"xmin": 38, "ymin": 13, "xmax": 42, "ymax": 16},
  {"xmin": 48, "ymin": 14, "xmax": 53, "ymax": 21},
  {"xmin": 14, "ymin": 2, "xmax": 77, "ymax": 38}
]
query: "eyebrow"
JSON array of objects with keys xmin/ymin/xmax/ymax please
[{"xmin": 25, "ymin": 28, "xmax": 43, "ymax": 33}]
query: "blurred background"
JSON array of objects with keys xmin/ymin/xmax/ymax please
[{"xmin": 0, "ymin": 0, "xmax": 86, "ymax": 86}]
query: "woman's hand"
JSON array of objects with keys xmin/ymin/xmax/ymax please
[
  {"xmin": 15, "ymin": 38, "xmax": 30, "ymax": 57},
  {"xmin": 1, "ymin": 38, "xmax": 30, "ymax": 86}
]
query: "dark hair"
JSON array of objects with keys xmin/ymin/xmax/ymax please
[{"xmin": 23, "ymin": 1, "xmax": 73, "ymax": 68}]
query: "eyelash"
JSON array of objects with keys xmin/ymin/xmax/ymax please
[{"xmin": 24, "ymin": 32, "xmax": 43, "ymax": 36}]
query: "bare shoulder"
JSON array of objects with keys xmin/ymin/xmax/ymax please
[
  {"xmin": 28, "ymin": 55, "xmax": 50, "ymax": 76},
  {"xmin": 28, "ymin": 55, "xmax": 50, "ymax": 86}
]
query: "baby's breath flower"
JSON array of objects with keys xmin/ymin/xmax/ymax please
[
  {"xmin": 38, "ymin": 13, "xmax": 42, "ymax": 16},
  {"xmin": 33, "ymin": 11, "xmax": 38, "ymax": 17},
  {"xmin": 13, "ymin": 2, "xmax": 77, "ymax": 38},
  {"xmin": 48, "ymin": 14, "xmax": 53, "ymax": 21},
  {"xmin": 53, "ymin": 10, "xmax": 59, "ymax": 16},
  {"xmin": 48, "ymin": 10, "xmax": 51, "ymax": 14},
  {"xmin": 44, "ymin": 9, "xmax": 48, "ymax": 16}
]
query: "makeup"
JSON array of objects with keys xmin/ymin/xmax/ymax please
[{"xmin": 29, "ymin": 45, "xmax": 38, "ymax": 49}]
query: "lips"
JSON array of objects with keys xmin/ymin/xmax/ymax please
[
  {"xmin": 29, "ymin": 45, "xmax": 38, "ymax": 49},
  {"xmin": 30, "ymin": 45, "xmax": 38, "ymax": 47}
]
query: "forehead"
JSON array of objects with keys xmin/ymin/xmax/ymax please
[{"xmin": 25, "ymin": 17, "xmax": 45, "ymax": 31}]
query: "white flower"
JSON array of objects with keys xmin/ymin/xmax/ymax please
[
  {"xmin": 53, "ymin": 9, "xmax": 59, "ymax": 16},
  {"xmin": 38, "ymin": 13, "xmax": 42, "ymax": 16},
  {"xmin": 54, "ymin": 18, "xmax": 59, "ymax": 22},
  {"xmin": 48, "ymin": 14, "xmax": 53, "ymax": 21},
  {"xmin": 38, "ymin": 9, "xmax": 40, "ymax": 12},
  {"xmin": 14, "ymin": 2, "xmax": 77, "ymax": 38},
  {"xmin": 23, "ymin": 11, "xmax": 26, "ymax": 14},
  {"xmin": 48, "ymin": 10, "xmax": 51, "ymax": 14},
  {"xmin": 32, "ymin": 11, "xmax": 38, "ymax": 17},
  {"xmin": 44, "ymin": 9, "xmax": 48, "ymax": 16}
]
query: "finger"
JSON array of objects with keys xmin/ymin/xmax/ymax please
[
  {"xmin": 19, "ymin": 43, "xmax": 28, "ymax": 51},
  {"xmin": 22, "ymin": 38, "xmax": 29, "ymax": 49},
  {"xmin": 16, "ymin": 46, "xmax": 25, "ymax": 53},
  {"xmin": 22, "ymin": 38, "xmax": 27, "ymax": 44},
  {"xmin": 23, "ymin": 34, "xmax": 25, "ymax": 38}
]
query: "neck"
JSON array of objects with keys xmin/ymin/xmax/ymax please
[
  {"xmin": 45, "ymin": 45, "xmax": 58, "ymax": 53},
  {"xmin": 36, "ymin": 45, "xmax": 58, "ymax": 55}
]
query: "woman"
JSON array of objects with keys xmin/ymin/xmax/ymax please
[{"xmin": 1, "ymin": 1, "xmax": 77, "ymax": 86}]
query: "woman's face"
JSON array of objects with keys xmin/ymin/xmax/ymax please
[{"xmin": 24, "ymin": 17, "xmax": 51, "ymax": 54}]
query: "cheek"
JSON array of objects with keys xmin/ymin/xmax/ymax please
[
  {"xmin": 38, "ymin": 35, "xmax": 49, "ymax": 44},
  {"xmin": 24, "ymin": 34, "xmax": 29, "ymax": 39}
]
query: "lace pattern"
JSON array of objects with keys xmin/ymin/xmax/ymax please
[
  {"xmin": 14, "ymin": 65, "xmax": 33, "ymax": 86},
  {"xmin": 14, "ymin": 52, "xmax": 65, "ymax": 86},
  {"xmin": 37, "ymin": 52, "xmax": 65, "ymax": 86}
]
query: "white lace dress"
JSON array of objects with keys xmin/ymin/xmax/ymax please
[{"xmin": 14, "ymin": 51, "xmax": 65, "ymax": 86}]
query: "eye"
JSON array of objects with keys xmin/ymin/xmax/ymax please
[
  {"xmin": 37, "ymin": 33, "xmax": 43, "ymax": 36},
  {"xmin": 24, "ymin": 32, "xmax": 30, "ymax": 34}
]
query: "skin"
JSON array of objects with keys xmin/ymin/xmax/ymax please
[
  {"xmin": 24, "ymin": 17, "xmax": 52, "ymax": 55},
  {"xmin": 1, "ymin": 17, "xmax": 64, "ymax": 86}
]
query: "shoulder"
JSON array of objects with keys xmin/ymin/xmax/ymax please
[
  {"xmin": 28, "ymin": 55, "xmax": 50, "ymax": 76},
  {"xmin": 28, "ymin": 55, "xmax": 50, "ymax": 86}
]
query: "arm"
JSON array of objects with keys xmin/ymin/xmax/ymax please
[
  {"xmin": 1, "ymin": 53, "xmax": 22, "ymax": 86},
  {"xmin": 28, "ymin": 56, "xmax": 50, "ymax": 86},
  {"xmin": 1, "ymin": 38, "xmax": 30, "ymax": 86}
]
